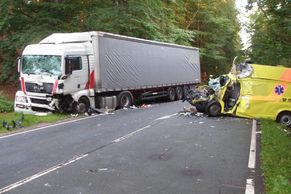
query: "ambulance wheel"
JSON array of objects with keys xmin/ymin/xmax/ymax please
[
  {"xmin": 278, "ymin": 112, "xmax": 291, "ymax": 128},
  {"xmin": 206, "ymin": 101, "xmax": 221, "ymax": 117},
  {"xmin": 168, "ymin": 87, "xmax": 176, "ymax": 101},
  {"xmin": 175, "ymin": 86, "xmax": 183, "ymax": 100},
  {"xmin": 117, "ymin": 91, "xmax": 133, "ymax": 108},
  {"xmin": 77, "ymin": 97, "xmax": 90, "ymax": 114},
  {"xmin": 195, "ymin": 102, "xmax": 206, "ymax": 113}
]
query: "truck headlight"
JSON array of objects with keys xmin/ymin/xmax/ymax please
[{"xmin": 16, "ymin": 96, "xmax": 28, "ymax": 103}]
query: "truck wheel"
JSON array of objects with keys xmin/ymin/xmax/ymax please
[
  {"xmin": 168, "ymin": 87, "xmax": 176, "ymax": 101},
  {"xmin": 117, "ymin": 91, "xmax": 133, "ymax": 108},
  {"xmin": 206, "ymin": 101, "xmax": 221, "ymax": 117},
  {"xmin": 176, "ymin": 86, "xmax": 183, "ymax": 100},
  {"xmin": 277, "ymin": 112, "xmax": 291, "ymax": 128},
  {"xmin": 183, "ymin": 85, "xmax": 190, "ymax": 97},
  {"xmin": 77, "ymin": 97, "xmax": 90, "ymax": 114}
]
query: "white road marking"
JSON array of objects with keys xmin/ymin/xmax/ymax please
[
  {"xmin": 0, "ymin": 115, "xmax": 100, "ymax": 140},
  {"xmin": 245, "ymin": 179, "xmax": 255, "ymax": 194},
  {"xmin": 248, "ymin": 119, "xmax": 257, "ymax": 169},
  {"xmin": 155, "ymin": 113, "xmax": 177, "ymax": 121},
  {"xmin": 113, "ymin": 125, "xmax": 151, "ymax": 143},
  {"xmin": 245, "ymin": 119, "xmax": 257, "ymax": 194},
  {"xmin": 0, "ymin": 154, "xmax": 87, "ymax": 194}
]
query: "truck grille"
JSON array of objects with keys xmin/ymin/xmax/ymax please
[
  {"xmin": 30, "ymin": 98, "xmax": 50, "ymax": 105},
  {"xmin": 25, "ymin": 82, "xmax": 53, "ymax": 94},
  {"xmin": 31, "ymin": 107, "xmax": 51, "ymax": 112}
]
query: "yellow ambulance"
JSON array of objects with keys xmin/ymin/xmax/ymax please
[
  {"xmin": 186, "ymin": 62, "xmax": 291, "ymax": 127},
  {"xmin": 235, "ymin": 64, "xmax": 291, "ymax": 126}
]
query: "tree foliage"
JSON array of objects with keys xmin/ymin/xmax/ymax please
[
  {"xmin": 247, "ymin": 0, "xmax": 291, "ymax": 67},
  {"xmin": 0, "ymin": 0, "xmax": 241, "ymax": 83}
]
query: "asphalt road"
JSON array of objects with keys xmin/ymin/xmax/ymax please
[{"xmin": 0, "ymin": 101, "xmax": 253, "ymax": 194}]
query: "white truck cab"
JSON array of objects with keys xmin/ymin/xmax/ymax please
[{"xmin": 15, "ymin": 32, "xmax": 95, "ymax": 114}]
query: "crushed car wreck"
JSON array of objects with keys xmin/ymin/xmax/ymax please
[{"xmin": 184, "ymin": 61, "xmax": 291, "ymax": 127}]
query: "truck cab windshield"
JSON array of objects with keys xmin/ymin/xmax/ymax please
[{"xmin": 22, "ymin": 55, "xmax": 62, "ymax": 76}]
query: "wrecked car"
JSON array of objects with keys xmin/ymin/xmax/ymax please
[{"xmin": 184, "ymin": 61, "xmax": 291, "ymax": 127}]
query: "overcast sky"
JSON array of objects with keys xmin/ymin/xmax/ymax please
[{"xmin": 235, "ymin": 0, "xmax": 252, "ymax": 49}]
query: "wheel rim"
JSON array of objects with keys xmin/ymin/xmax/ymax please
[
  {"xmin": 280, "ymin": 115, "xmax": 291, "ymax": 127},
  {"xmin": 77, "ymin": 102, "xmax": 87, "ymax": 114},
  {"xmin": 120, "ymin": 95, "xmax": 130, "ymax": 107},
  {"xmin": 117, "ymin": 91, "xmax": 133, "ymax": 108},
  {"xmin": 168, "ymin": 88, "xmax": 175, "ymax": 101},
  {"xmin": 209, "ymin": 104, "xmax": 221, "ymax": 116},
  {"xmin": 176, "ymin": 87, "xmax": 183, "ymax": 100},
  {"xmin": 183, "ymin": 86, "xmax": 190, "ymax": 96}
]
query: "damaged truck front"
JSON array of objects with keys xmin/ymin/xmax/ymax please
[
  {"xmin": 185, "ymin": 62, "xmax": 291, "ymax": 127},
  {"xmin": 15, "ymin": 31, "xmax": 200, "ymax": 114}
]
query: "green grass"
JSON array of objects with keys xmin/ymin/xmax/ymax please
[
  {"xmin": 261, "ymin": 120, "xmax": 291, "ymax": 194},
  {"xmin": 0, "ymin": 112, "xmax": 70, "ymax": 133},
  {"xmin": 0, "ymin": 91, "xmax": 70, "ymax": 133},
  {"xmin": 0, "ymin": 92, "xmax": 13, "ymax": 113}
]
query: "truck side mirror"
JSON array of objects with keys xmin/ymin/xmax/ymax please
[{"xmin": 65, "ymin": 57, "xmax": 73, "ymax": 75}]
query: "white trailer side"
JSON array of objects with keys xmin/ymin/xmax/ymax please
[{"xmin": 92, "ymin": 32, "xmax": 200, "ymax": 92}]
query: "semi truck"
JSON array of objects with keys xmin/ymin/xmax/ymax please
[{"xmin": 14, "ymin": 31, "xmax": 201, "ymax": 114}]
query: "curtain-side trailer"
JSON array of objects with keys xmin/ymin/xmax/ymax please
[{"xmin": 15, "ymin": 31, "xmax": 201, "ymax": 114}]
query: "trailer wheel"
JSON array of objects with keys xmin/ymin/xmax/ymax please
[
  {"xmin": 206, "ymin": 101, "xmax": 221, "ymax": 117},
  {"xmin": 168, "ymin": 87, "xmax": 176, "ymax": 101},
  {"xmin": 117, "ymin": 91, "xmax": 133, "ymax": 108},
  {"xmin": 277, "ymin": 112, "xmax": 291, "ymax": 128},
  {"xmin": 175, "ymin": 86, "xmax": 183, "ymax": 100},
  {"xmin": 77, "ymin": 97, "xmax": 90, "ymax": 114},
  {"xmin": 183, "ymin": 85, "xmax": 190, "ymax": 97}
]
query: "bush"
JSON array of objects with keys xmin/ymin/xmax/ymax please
[{"xmin": 0, "ymin": 92, "xmax": 13, "ymax": 112}]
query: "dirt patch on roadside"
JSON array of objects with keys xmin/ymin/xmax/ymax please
[{"xmin": 0, "ymin": 83, "xmax": 18, "ymax": 101}]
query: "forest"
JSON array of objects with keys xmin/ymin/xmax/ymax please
[{"xmin": 0, "ymin": 0, "xmax": 290, "ymax": 84}]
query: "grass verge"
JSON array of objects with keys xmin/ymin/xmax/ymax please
[
  {"xmin": 0, "ymin": 92, "xmax": 13, "ymax": 113},
  {"xmin": 0, "ymin": 112, "xmax": 70, "ymax": 133},
  {"xmin": 261, "ymin": 119, "xmax": 291, "ymax": 194},
  {"xmin": 0, "ymin": 91, "xmax": 70, "ymax": 134}
]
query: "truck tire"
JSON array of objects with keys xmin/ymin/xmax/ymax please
[
  {"xmin": 175, "ymin": 86, "xmax": 183, "ymax": 100},
  {"xmin": 168, "ymin": 87, "xmax": 176, "ymax": 101},
  {"xmin": 277, "ymin": 112, "xmax": 291, "ymax": 128},
  {"xmin": 77, "ymin": 97, "xmax": 90, "ymax": 114},
  {"xmin": 183, "ymin": 85, "xmax": 190, "ymax": 97},
  {"xmin": 205, "ymin": 101, "xmax": 221, "ymax": 117},
  {"xmin": 117, "ymin": 91, "xmax": 133, "ymax": 108}
]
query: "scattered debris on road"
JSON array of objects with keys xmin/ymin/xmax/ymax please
[
  {"xmin": 87, "ymin": 168, "xmax": 112, "ymax": 173},
  {"xmin": 70, "ymin": 103, "xmax": 155, "ymax": 118},
  {"xmin": 178, "ymin": 107, "xmax": 197, "ymax": 116},
  {"xmin": 178, "ymin": 106, "xmax": 207, "ymax": 118},
  {"xmin": 140, "ymin": 104, "xmax": 152, "ymax": 108}
]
